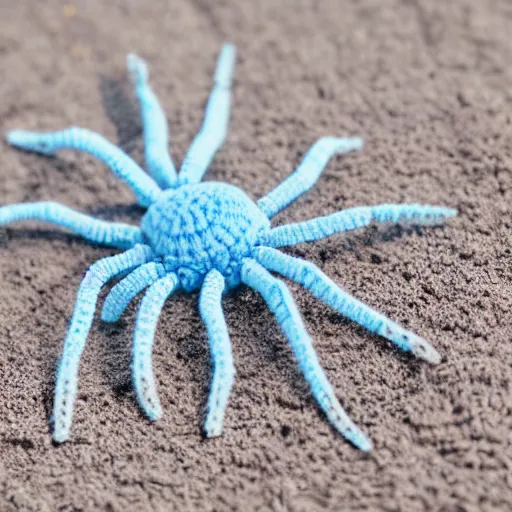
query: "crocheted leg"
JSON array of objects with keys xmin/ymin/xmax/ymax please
[
  {"xmin": 257, "ymin": 137, "xmax": 363, "ymax": 218},
  {"xmin": 101, "ymin": 262, "xmax": 167, "ymax": 322},
  {"xmin": 241, "ymin": 258, "xmax": 372, "ymax": 451},
  {"xmin": 178, "ymin": 43, "xmax": 236, "ymax": 185},
  {"xmin": 132, "ymin": 273, "xmax": 179, "ymax": 421},
  {"xmin": 253, "ymin": 247, "xmax": 440, "ymax": 364},
  {"xmin": 261, "ymin": 204, "xmax": 458, "ymax": 247},
  {"xmin": 199, "ymin": 270, "xmax": 235, "ymax": 437},
  {"xmin": 53, "ymin": 244, "xmax": 153, "ymax": 443},
  {"xmin": 127, "ymin": 53, "xmax": 177, "ymax": 188},
  {"xmin": 6, "ymin": 128, "xmax": 161, "ymax": 207},
  {"xmin": 0, "ymin": 201, "xmax": 143, "ymax": 249}
]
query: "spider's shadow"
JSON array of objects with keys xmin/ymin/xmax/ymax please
[
  {"xmin": 97, "ymin": 312, "xmax": 134, "ymax": 400},
  {"xmin": 87, "ymin": 203, "xmax": 145, "ymax": 224},
  {"xmin": 41, "ymin": 351, "xmax": 58, "ymax": 435},
  {"xmin": 95, "ymin": 291, "xmax": 209, "ymax": 425},
  {"xmin": 0, "ymin": 229, "xmax": 90, "ymax": 247},
  {"xmin": 342, "ymin": 223, "xmax": 427, "ymax": 251},
  {"xmin": 98, "ymin": 73, "xmax": 142, "ymax": 155},
  {"xmin": 291, "ymin": 223, "xmax": 429, "ymax": 258}
]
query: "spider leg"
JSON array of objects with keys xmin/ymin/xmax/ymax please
[
  {"xmin": 257, "ymin": 137, "xmax": 363, "ymax": 218},
  {"xmin": 241, "ymin": 258, "xmax": 372, "ymax": 451},
  {"xmin": 132, "ymin": 272, "xmax": 179, "ymax": 421},
  {"xmin": 101, "ymin": 262, "xmax": 167, "ymax": 322},
  {"xmin": 261, "ymin": 203, "xmax": 457, "ymax": 247},
  {"xmin": 6, "ymin": 128, "xmax": 161, "ymax": 207},
  {"xmin": 253, "ymin": 246, "xmax": 441, "ymax": 364},
  {"xmin": 178, "ymin": 43, "xmax": 236, "ymax": 186},
  {"xmin": 53, "ymin": 244, "xmax": 153, "ymax": 443},
  {"xmin": 200, "ymin": 270, "xmax": 235, "ymax": 437},
  {"xmin": 0, "ymin": 201, "xmax": 143, "ymax": 249},
  {"xmin": 127, "ymin": 53, "xmax": 178, "ymax": 189}
]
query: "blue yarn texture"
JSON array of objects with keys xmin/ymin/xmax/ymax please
[{"xmin": 2, "ymin": 43, "xmax": 457, "ymax": 451}]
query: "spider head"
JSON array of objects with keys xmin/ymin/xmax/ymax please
[{"xmin": 141, "ymin": 182, "xmax": 270, "ymax": 291}]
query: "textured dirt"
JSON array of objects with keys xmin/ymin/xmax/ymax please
[{"xmin": 0, "ymin": 0, "xmax": 512, "ymax": 510}]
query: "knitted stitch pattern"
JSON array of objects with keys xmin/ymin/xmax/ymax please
[{"xmin": 141, "ymin": 183, "xmax": 269, "ymax": 291}]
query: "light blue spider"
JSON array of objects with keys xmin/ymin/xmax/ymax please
[{"xmin": 1, "ymin": 43, "xmax": 456, "ymax": 451}]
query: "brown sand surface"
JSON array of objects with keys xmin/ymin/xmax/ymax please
[{"xmin": 0, "ymin": 1, "xmax": 512, "ymax": 510}]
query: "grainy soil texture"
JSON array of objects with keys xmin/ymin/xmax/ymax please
[{"xmin": 1, "ymin": 1, "xmax": 512, "ymax": 511}]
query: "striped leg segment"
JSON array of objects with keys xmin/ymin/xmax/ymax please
[
  {"xmin": 53, "ymin": 244, "xmax": 154, "ymax": 443},
  {"xmin": 127, "ymin": 53, "xmax": 178, "ymax": 188},
  {"xmin": 0, "ymin": 201, "xmax": 143, "ymax": 249},
  {"xmin": 241, "ymin": 258, "xmax": 372, "ymax": 451},
  {"xmin": 261, "ymin": 204, "xmax": 458, "ymax": 247},
  {"xmin": 101, "ymin": 262, "xmax": 167, "ymax": 322},
  {"xmin": 257, "ymin": 137, "xmax": 363, "ymax": 218},
  {"xmin": 132, "ymin": 273, "xmax": 179, "ymax": 421},
  {"xmin": 200, "ymin": 270, "xmax": 235, "ymax": 437},
  {"xmin": 178, "ymin": 43, "xmax": 236, "ymax": 185}
]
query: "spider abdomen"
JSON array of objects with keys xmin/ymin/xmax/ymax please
[{"xmin": 141, "ymin": 182, "xmax": 270, "ymax": 291}]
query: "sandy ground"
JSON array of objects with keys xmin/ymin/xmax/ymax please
[{"xmin": 0, "ymin": 0, "xmax": 511, "ymax": 510}]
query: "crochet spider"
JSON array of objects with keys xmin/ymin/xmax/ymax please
[{"xmin": 2, "ymin": 44, "xmax": 456, "ymax": 451}]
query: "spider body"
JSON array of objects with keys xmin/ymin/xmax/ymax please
[
  {"xmin": 2, "ymin": 43, "xmax": 457, "ymax": 450},
  {"xmin": 141, "ymin": 182, "xmax": 269, "ymax": 291}
]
